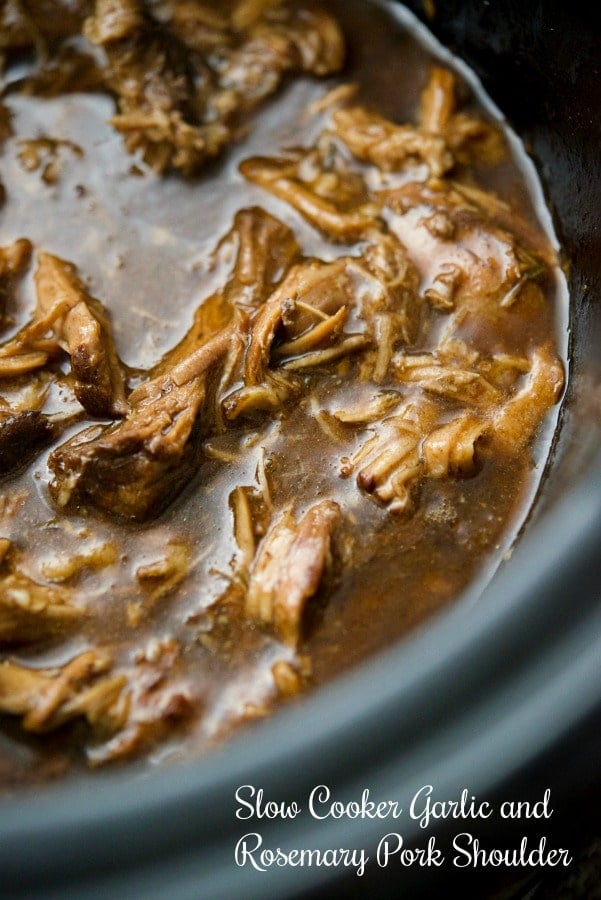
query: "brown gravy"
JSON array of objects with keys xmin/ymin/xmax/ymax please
[{"xmin": 0, "ymin": 0, "xmax": 567, "ymax": 788}]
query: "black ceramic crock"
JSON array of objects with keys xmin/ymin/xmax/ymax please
[{"xmin": 0, "ymin": 1, "xmax": 599, "ymax": 897}]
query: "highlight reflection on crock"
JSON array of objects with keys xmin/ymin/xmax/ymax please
[{"xmin": 234, "ymin": 785, "xmax": 571, "ymax": 876}]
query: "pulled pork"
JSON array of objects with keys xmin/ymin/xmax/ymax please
[
  {"xmin": 245, "ymin": 499, "xmax": 340, "ymax": 646},
  {"xmin": 0, "ymin": 251, "xmax": 127, "ymax": 418},
  {"xmin": 0, "ymin": 0, "xmax": 345, "ymax": 174},
  {"xmin": 0, "ymin": 643, "xmax": 194, "ymax": 762},
  {"xmin": 0, "ymin": 39, "xmax": 566, "ymax": 774},
  {"xmin": 48, "ymin": 324, "xmax": 234, "ymax": 520}
]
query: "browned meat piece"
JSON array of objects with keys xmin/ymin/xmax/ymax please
[
  {"xmin": 358, "ymin": 235, "xmax": 423, "ymax": 379},
  {"xmin": 212, "ymin": 4, "xmax": 344, "ymax": 107},
  {"xmin": 271, "ymin": 658, "xmax": 305, "ymax": 699},
  {"xmin": 245, "ymin": 499, "xmax": 340, "ymax": 646},
  {"xmin": 0, "ymin": 241, "xmax": 63, "ymax": 374},
  {"xmin": 0, "ymin": 408, "xmax": 56, "ymax": 475},
  {"xmin": 223, "ymin": 236, "xmax": 423, "ymax": 418},
  {"xmin": 154, "ymin": 208, "xmax": 300, "ymax": 381},
  {"xmin": 48, "ymin": 324, "xmax": 234, "ymax": 521},
  {"xmin": 345, "ymin": 401, "xmax": 439, "ymax": 514},
  {"xmin": 134, "ymin": 541, "xmax": 191, "ymax": 603},
  {"xmin": 0, "ymin": 239, "xmax": 31, "ymax": 281},
  {"xmin": 240, "ymin": 151, "xmax": 378, "ymax": 242},
  {"xmin": 33, "ymin": 253, "xmax": 128, "ymax": 417},
  {"xmin": 230, "ymin": 1, "xmax": 284, "ymax": 32},
  {"xmin": 84, "ymin": 0, "xmax": 344, "ymax": 174},
  {"xmin": 0, "ymin": 0, "xmax": 92, "ymax": 52},
  {"xmin": 0, "ymin": 540, "xmax": 10, "ymax": 565},
  {"xmin": 422, "ymin": 414, "xmax": 486, "ymax": 478},
  {"xmin": 47, "ymin": 208, "xmax": 296, "ymax": 515},
  {"xmin": 84, "ymin": 1, "xmax": 227, "ymax": 175},
  {"xmin": 419, "ymin": 66, "xmax": 456, "ymax": 135},
  {"xmin": 253, "ymin": 4, "xmax": 343, "ymax": 75},
  {"xmin": 331, "ymin": 390, "xmax": 403, "ymax": 424},
  {"xmin": 18, "ymin": 45, "xmax": 105, "ymax": 96},
  {"xmin": 150, "ymin": 2, "xmax": 229, "ymax": 53},
  {"xmin": 381, "ymin": 180, "xmax": 550, "ymax": 340},
  {"xmin": 0, "ymin": 1, "xmax": 37, "ymax": 51},
  {"xmin": 83, "ymin": 0, "xmax": 145, "ymax": 43},
  {"xmin": 222, "ymin": 368, "xmax": 300, "ymax": 420},
  {"xmin": 275, "ymin": 306, "xmax": 349, "ymax": 360},
  {"xmin": 17, "ymin": 136, "xmax": 84, "ymax": 185},
  {"xmin": 216, "ymin": 264, "xmax": 306, "ymax": 417},
  {"xmin": 221, "ymin": 207, "xmax": 302, "ymax": 311},
  {"xmin": 229, "ymin": 482, "xmax": 273, "ymax": 580},
  {"xmin": 155, "ymin": 206, "xmax": 301, "ymax": 425},
  {"xmin": 256, "ymin": 259, "xmax": 362, "ymax": 360},
  {"xmin": 0, "ymin": 342, "xmax": 57, "ymax": 378},
  {"xmin": 0, "ymin": 650, "xmax": 126, "ymax": 734},
  {"xmin": 230, "ymin": 485, "xmax": 259, "ymax": 573},
  {"xmin": 419, "ymin": 67, "xmax": 505, "ymax": 166},
  {"xmin": 225, "ymin": 238, "xmax": 420, "ymax": 417},
  {"xmin": 394, "ymin": 352, "xmax": 502, "ymax": 409},
  {"xmin": 492, "ymin": 344, "xmax": 564, "ymax": 453},
  {"xmin": 41, "ymin": 541, "xmax": 118, "ymax": 582},
  {"xmin": 0, "ymin": 101, "xmax": 13, "ymax": 149},
  {"xmin": 347, "ymin": 342, "xmax": 562, "ymax": 514},
  {"xmin": 331, "ymin": 105, "xmax": 454, "ymax": 177},
  {"xmin": 237, "ymin": 230, "xmax": 418, "ymax": 367},
  {"xmin": 0, "ymin": 251, "xmax": 128, "ymax": 417},
  {"xmin": 240, "ymin": 260, "xmax": 349, "ymax": 387},
  {"xmin": 328, "ymin": 68, "xmax": 504, "ymax": 179},
  {"xmin": 223, "ymin": 257, "xmax": 368, "ymax": 419},
  {"xmin": 20, "ymin": 0, "xmax": 93, "ymax": 40},
  {"xmin": 91, "ymin": 674, "xmax": 194, "ymax": 763}
]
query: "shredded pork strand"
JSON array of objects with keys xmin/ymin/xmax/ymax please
[
  {"xmin": 224, "ymin": 236, "xmax": 421, "ymax": 418},
  {"xmin": 422, "ymin": 414, "xmax": 487, "ymax": 478},
  {"xmin": 88, "ymin": 641, "xmax": 195, "ymax": 764},
  {"xmin": 240, "ymin": 152, "xmax": 379, "ymax": 242},
  {"xmin": 153, "ymin": 207, "xmax": 300, "ymax": 379},
  {"xmin": 0, "ymin": 650, "xmax": 126, "ymax": 734},
  {"xmin": 491, "ymin": 344, "xmax": 565, "ymax": 453},
  {"xmin": 0, "ymin": 252, "xmax": 128, "ymax": 418},
  {"xmin": 332, "ymin": 105, "xmax": 454, "ymax": 177},
  {"xmin": 418, "ymin": 67, "xmax": 506, "ymax": 165},
  {"xmin": 245, "ymin": 499, "xmax": 341, "ymax": 646},
  {"xmin": 34, "ymin": 253, "xmax": 128, "ymax": 418},
  {"xmin": 345, "ymin": 400, "xmax": 439, "ymax": 513},
  {"xmin": 0, "ymin": 643, "xmax": 195, "ymax": 762}
]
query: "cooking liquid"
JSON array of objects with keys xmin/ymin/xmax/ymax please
[{"xmin": 0, "ymin": 0, "xmax": 568, "ymax": 787}]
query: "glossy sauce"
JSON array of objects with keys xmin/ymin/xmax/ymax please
[{"xmin": 0, "ymin": 0, "xmax": 567, "ymax": 787}]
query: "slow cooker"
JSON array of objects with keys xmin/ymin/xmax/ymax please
[{"xmin": 0, "ymin": 0, "xmax": 599, "ymax": 897}]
